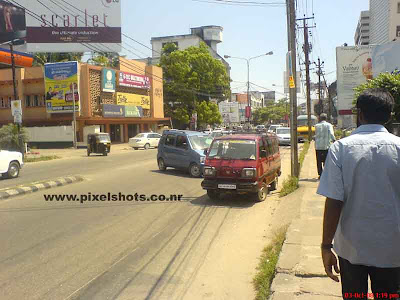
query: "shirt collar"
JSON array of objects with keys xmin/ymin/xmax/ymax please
[{"xmin": 352, "ymin": 124, "xmax": 389, "ymax": 135}]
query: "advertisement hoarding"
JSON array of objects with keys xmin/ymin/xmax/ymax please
[
  {"xmin": 102, "ymin": 104, "xmax": 125, "ymax": 118},
  {"xmin": 116, "ymin": 92, "xmax": 150, "ymax": 109},
  {"xmin": 336, "ymin": 46, "xmax": 375, "ymax": 113},
  {"xmin": 119, "ymin": 71, "xmax": 151, "ymax": 89},
  {"xmin": 125, "ymin": 106, "xmax": 143, "ymax": 118},
  {"xmin": 372, "ymin": 42, "xmax": 400, "ymax": 77},
  {"xmin": 44, "ymin": 62, "xmax": 79, "ymax": 113},
  {"xmin": 13, "ymin": 0, "xmax": 121, "ymax": 53},
  {"xmin": 101, "ymin": 69, "xmax": 116, "ymax": 93},
  {"xmin": 0, "ymin": 1, "xmax": 26, "ymax": 43},
  {"xmin": 219, "ymin": 102, "xmax": 239, "ymax": 123}
]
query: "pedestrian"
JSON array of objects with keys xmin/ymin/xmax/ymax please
[
  {"xmin": 315, "ymin": 113, "xmax": 335, "ymax": 179},
  {"xmin": 318, "ymin": 89, "xmax": 400, "ymax": 300}
]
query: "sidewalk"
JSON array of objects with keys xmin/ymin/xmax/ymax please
[
  {"xmin": 25, "ymin": 143, "xmax": 135, "ymax": 159},
  {"xmin": 270, "ymin": 142, "xmax": 342, "ymax": 299}
]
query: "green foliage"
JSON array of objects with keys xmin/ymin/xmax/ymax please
[
  {"xmin": 196, "ymin": 101, "xmax": 222, "ymax": 126},
  {"xmin": 0, "ymin": 124, "xmax": 29, "ymax": 151},
  {"xmin": 353, "ymin": 72, "xmax": 400, "ymax": 123},
  {"xmin": 253, "ymin": 225, "xmax": 288, "ymax": 300},
  {"xmin": 87, "ymin": 53, "xmax": 119, "ymax": 68},
  {"xmin": 279, "ymin": 176, "xmax": 299, "ymax": 197},
  {"xmin": 159, "ymin": 42, "xmax": 231, "ymax": 123},
  {"xmin": 299, "ymin": 141, "xmax": 310, "ymax": 169},
  {"xmin": 33, "ymin": 53, "xmax": 83, "ymax": 66},
  {"xmin": 25, "ymin": 155, "xmax": 60, "ymax": 163},
  {"xmin": 253, "ymin": 98, "xmax": 289, "ymax": 125}
]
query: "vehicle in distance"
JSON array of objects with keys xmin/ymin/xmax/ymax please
[
  {"xmin": 157, "ymin": 130, "xmax": 213, "ymax": 177},
  {"xmin": 256, "ymin": 125, "xmax": 266, "ymax": 133},
  {"xmin": 0, "ymin": 149, "xmax": 23, "ymax": 179},
  {"xmin": 297, "ymin": 115, "xmax": 317, "ymax": 142},
  {"xmin": 201, "ymin": 133, "xmax": 281, "ymax": 202},
  {"xmin": 129, "ymin": 132, "xmax": 162, "ymax": 150},
  {"xmin": 268, "ymin": 124, "xmax": 282, "ymax": 133},
  {"xmin": 276, "ymin": 127, "xmax": 291, "ymax": 145},
  {"xmin": 87, "ymin": 133, "xmax": 111, "ymax": 156}
]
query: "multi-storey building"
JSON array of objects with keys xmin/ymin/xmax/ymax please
[
  {"xmin": 354, "ymin": 11, "xmax": 371, "ymax": 45},
  {"xmin": 369, "ymin": 0, "xmax": 400, "ymax": 44}
]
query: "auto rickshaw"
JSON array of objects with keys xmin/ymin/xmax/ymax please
[{"xmin": 87, "ymin": 133, "xmax": 111, "ymax": 156}]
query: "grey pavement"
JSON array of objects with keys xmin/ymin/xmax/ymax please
[{"xmin": 270, "ymin": 142, "xmax": 343, "ymax": 300}]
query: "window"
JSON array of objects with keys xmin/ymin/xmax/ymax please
[
  {"xmin": 259, "ymin": 139, "xmax": 267, "ymax": 158},
  {"xmin": 165, "ymin": 134, "xmax": 176, "ymax": 146},
  {"xmin": 176, "ymin": 135, "xmax": 188, "ymax": 149},
  {"xmin": 397, "ymin": 26, "xmax": 400, "ymax": 37},
  {"xmin": 0, "ymin": 97, "xmax": 11, "ymax": 108},
  {"xmin": 25, "ymin": 95, "xmax": 32, "ymax": 107},
  {"xmin": 25, "ymin": 95, "xmax": 45, "ymax": 107}
]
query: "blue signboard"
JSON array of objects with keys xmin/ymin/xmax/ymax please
[
  {"xmin": 101, "ymin": 69, "xmax": 116, "ymax": 93},
  {"xmin": 102, "ymin": 104, "xmax": 125, "ymax": 118}
]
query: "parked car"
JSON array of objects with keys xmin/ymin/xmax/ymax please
[
  {"xmin": 157, "ymin": 130, "xmax": 214, "ymax": 177},
  {"xmin": 87, "ymin": 133, "xmax": 111, "ymax": 156},
  {"xmin": 256, "ymin": 125, "xmax": 266, "ymax": 133},
  {"xmin": 201, "ymin": 133, "xmax": 281, "ymax": 202},
  {"xmin": 129, "ymin": 132, "xmax": 162, "ymax": 150},
  {"xmin": 268, "ymin": 124, "xmax": 282, "ymax": 133},
  {"xmin": 276, "ymin": 127, "xmax": 291, "ymax": 145},
  {"xmin": 0, "ymin": 149, "xmax": 23, "ymax": 179}
]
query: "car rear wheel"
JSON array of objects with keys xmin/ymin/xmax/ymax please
[
  {"xmin": 207, "ymin": 190, "xmax": 220, "ymax": 200},
  {"xmin": 87, "ymin": 148, "xmax": 90, "ymax": 156},
  {"xmin": 254, "ymin": 182, "xmax": 268, "ymax": 202},
  {"xmin": 269, "ymin": 175, "xmax": 279, "ymax": 191},
  {"xmin": 189, "ymin": 163, "xmax": 201, "ymax": 178},
  {"xmin": 144, "ymin": 143, "xmax": 150, "ymax": 150},
  {"xmin": 158, "ymin": 158, "xmax": 166, "ymax": 171},
  {"xmin": 133, "ymin": 147, "xmax": 139, "ymax": 150},
  {"xmin": 103, "ymin": 151, "xmax": 108, "ymax": 156},
  {"xmin": 6, "ymin": 161, "xmax": 20, "ymax": 179}
]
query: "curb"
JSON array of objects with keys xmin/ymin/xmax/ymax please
[{"xmin": 0, "ymin": 175, "xmax": 84, "ymax": 200}]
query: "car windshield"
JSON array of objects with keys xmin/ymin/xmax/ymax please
[
  {"xmin": 276, "ymin": 128, "xmax": 290, "ymax": 134},
  {"xmin": 208, "ymin": 140, "xmax": 256, "ymax": 160},
  {"xmin": 97, "ymin": 135, "xmax": 111, "ymax": 142},
  {"xmin": 135, "ymin": 134, "xmax": 146, "ymax": 138},
  {"xmin": 189, "ymin": 135, "xmax": 213, "ymax": 150}
]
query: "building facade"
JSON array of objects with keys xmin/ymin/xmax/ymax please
[
  {"xmin": 354, "ymin": 11, "xmax": 371, "ymax": 45},
  {"xmin": 0, "ymin": 57, "xmax": 170, "ymax": 144},
  {"xmin": 369, "ymin": 0, "xmax": 400, "ymax": 44}
]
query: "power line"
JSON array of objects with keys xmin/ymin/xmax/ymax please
[{"xmin": 192, "ymin": 0, "xmax": 285, "ymax": 6}]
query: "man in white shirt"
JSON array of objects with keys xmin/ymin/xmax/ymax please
[
  {"xmin": 318, "ymin": 89, "xmax": 400, "ymax": 300},
  {"xmin": 315, "ymin": 113, "xmax": 335, "ymax": 179}
]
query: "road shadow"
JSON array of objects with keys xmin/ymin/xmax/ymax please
[
  {"xmin": 190, "ymin": 193, "xmax": 256, "ymax": 208},
  {"xmin": 151, "ymin": 169, "xmax": 195, "ymax": 179}
]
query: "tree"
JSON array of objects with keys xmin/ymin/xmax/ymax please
[
  {"xmin": 196, "ymin": 101, "xmax": 222, "ymax": 127},
  {"xmin": 354, "ymin": 71, "xmax": 400, "ymax": 124},
  {"xmin": 33, "ymin": 53, "xmax": 83, "ymax": 66},
  {"xmin": 159, "ymin": 42, "xmax": 231, "ymax": 124},
  {"xmin": 253, "ymin": 99, "xmax": 288, "ymax": 124},
  {"xmin": 0, "ymin": 124, "xmax": 29, "ymax": 151},
  {"xmin": 87, "ymin": 53, "xmax": 119, "ymax": 68}
]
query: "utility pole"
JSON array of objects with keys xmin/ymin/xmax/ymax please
[
  {"xmin": 286, "ymin": 0, "xmax": 299, "ymax": 177},
  {"xmin": 298, "ymin": 16, "xmax": 315, "ymax": 142},
  {"xmin": 322, "ymin": 73, "xmax": 331, "ymax": 122},
  {"xmin": 315, "ymin": 58, "xmax": 324, "ymax": 115}
]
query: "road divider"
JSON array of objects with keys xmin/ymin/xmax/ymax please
[{"xmin": 0, "ymin": 175, "xmax": 84, "ymax": 200}]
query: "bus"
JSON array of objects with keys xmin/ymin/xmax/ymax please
[{"xmin": 297, "ymin": 115, "xmax": 318, "ymax": 141}]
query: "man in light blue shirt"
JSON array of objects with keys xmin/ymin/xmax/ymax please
[
  {"xmin": 318, "ymin": 89, "xmax": 400, "ymax": 300},
  {"xmin": 315, "ymin": 113, "xmax": 335, "ymax": 178}
]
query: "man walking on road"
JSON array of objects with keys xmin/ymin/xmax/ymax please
[
  {"xmin": 315, "ymin": 113, "xmax": 335, "ymax": 179},
  {"xmin": 318, "ymin": 89, "xmax": 400, "ymax": 300}
]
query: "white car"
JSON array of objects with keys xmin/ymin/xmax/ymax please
[
  {"xmin": 0, "ymin": 149, "xmax": 23, "ymax": 179},
  {"xmin": 276, "ymin": 127, "xmax": 291, "ymax": 145},
  {"xmin": 268, "ymin": 124, "xmax": 283, "ymax": 133},
  {"xmin": 129, "ymin": 133, "xmax": 162, "ymax": 150}
]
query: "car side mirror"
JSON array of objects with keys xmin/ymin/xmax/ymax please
[
  {"xmin": 204, "ymin": 149, "xmax": 208, "ymax": 155},
  {"xmin": 261, "ymin": 150, "xmax": 267, "ymax": 158}
]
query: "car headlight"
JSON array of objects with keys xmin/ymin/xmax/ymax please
[
  {"xmin": 200, "ymin": 156, "xmax": 206, "ymax": 164},
  {"xmin": 241, "ymin": 168, "xmax": 256, "ymax": 178},
  {"xmin": 203, "ymin": 167, "xmax": 215, "ymax": 176}
]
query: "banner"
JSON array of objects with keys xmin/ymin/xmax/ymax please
[
  {"xmin": 372, "ymin": 42, "xmax": 400, "ymax": 77},
  {"xmin": 101, "ymin": 69, "xmax": 116, "ymax": 93},
  {"xmin": 0, "ymin": 1, "xmax": 26, "ymax": 43},
  {"xmin": 44, "ymin": 62, "xmax": 79, "ymax": 113},
  {"xmin": 336, "ymin": 46, "xmax": 375, "ymax": 113},
  {"xmin": 116, "ymin": 92, "xmax": 150, "ymax": 109},
  {"xmin": 125, "ymin": 106, "xmax": 143, "ymax": 118},
  {"xmin": 119, "ymin": 71, "xmax": 151, "ymax": 89},
  {"xmin": 219, "ymin": 102, "xmax": 240, "ymax": 123},
  {"xmin": 102, "ymin": 104, "xmax": 125, "ymax": 118},
  {"xmin": 13, "ymin": 0, "xmax": 121, "ymax": 53}
]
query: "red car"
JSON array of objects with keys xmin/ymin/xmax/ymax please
[{"xmin": 201, "ymin": 134, "xmax": 281, "ymax": 202}]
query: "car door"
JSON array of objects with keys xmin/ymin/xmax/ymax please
[
  {"xmin": 259, "ymin": 138, "xmax": 269, "ymax": 182},
  {"xmin": 0, "ymin": 151, "xmax": 9, "ymax": 173},
  {"xmin": 174, "ymin": 135, "xmax": 190, "ymax": 168},
  {"xmin": 151, "ymin": 134, "xmax": 162, "ymax": 147},
  {"xmin": 162, "ymin": 134, "xmax": 177, "ymax": 166}
]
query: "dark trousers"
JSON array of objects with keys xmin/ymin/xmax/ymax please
[
  {"xmin": 316, "ymin": 150, "xmax": 328, "ymax": 176},
  {"xmin": 339, "ymin": 257, "xmax": 400, "ymax": 300}
]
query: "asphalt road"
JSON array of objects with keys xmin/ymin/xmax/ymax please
[{"xmin": 0, "ymin": 147, "xmax": 292, "ymax": 300}]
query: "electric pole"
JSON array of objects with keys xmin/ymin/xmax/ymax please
[
  {"xmin": 298, "ymin": 16, "xmax": 315, "ymax": 142},
  {"xmin": 286, "ymin": 0, "xmax": 299, "ymax": 177},
  {"xmin": 315, "ymin": 58, "xmax": 324, "ymax": 116},
  {"xmin": 322, "ymin": 73, "xmax": 331, "ymax": 122}
]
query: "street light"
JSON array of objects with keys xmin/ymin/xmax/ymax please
[{"xmin": 224, "ymin": 52, "xmax": 273, "ymax": 124}]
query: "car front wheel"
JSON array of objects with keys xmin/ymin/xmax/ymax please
[
  {"xmin": 6, "ymin": 161, "xmax": 20, "ymax": 179},
  {"xmin": 158, "ymin": 158, "xmax": 166, "ymax": 171},
  {"xmin": 254, "ymin": 182, "xmax": 268, "ymax": 202}
]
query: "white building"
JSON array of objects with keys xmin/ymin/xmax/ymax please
[
  {"xmin": 145, "ymin": 26, "xmax": 230, "ymax": 75},
  {"xmin": 354, "ymin": 11, "xmax": 371, "ymax": 46},
  {"xmin": 369, "ymin": 0, "xmax": 400, "ymax": 44}
]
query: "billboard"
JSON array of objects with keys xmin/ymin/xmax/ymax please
[
  {"xmin": 219, "ymin": 102, "xmax": 239, "ymax": 123},
  {"xmin": 116, "ymin": 92, "xmax": 150, "ymax": 109},
  {"xmin": 13, "ymin": 0, "xmax": 121, "ymax": 53},
  {"xmin": 0, "ymin": 1, "xmax": 26, "ymax": 43},
  {"xmin": 102, "ymin": 104, "xmax": 124, "ymax": 118},
  {"xmin": 125, "ymin": 106, "xmax": 143, "ymax": 118},
  {"xmin": 372, "ymin": 42, "xmax": 400, "ymax": 77},
  {"xmin": 44, "ymin": 62, "xmax": 79, "ymax": 113},
  {"xmin": 336, "ymin": 46, "xmax": 375, "ymax": 113},
  {"xmin": 101, "ymin": 69, "xmax": 116, "ymax": 93},
  {"xmin": 119, "ymin": 71, "xmax": 151, "ymax": 89}
]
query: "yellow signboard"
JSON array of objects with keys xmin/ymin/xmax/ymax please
[
  {"xmin": 116, "ymin": 92, "xmax": 150, "ymax": 109},
  {"xmin": 289, "ymin": 76, "xmax": 296, "ymax": 89}
]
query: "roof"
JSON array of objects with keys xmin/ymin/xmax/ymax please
[
  {"xmin": 163, "ymin": 130, "xmax": 208, "ymax": 136},
  {"xmin": 215, "ymin": 134, "xmax": 262, "ymax": 140}
]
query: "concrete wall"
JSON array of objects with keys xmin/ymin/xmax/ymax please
[
  {"xmin": 146, "ymin": 65, "xmax": 164, "ymax": 119},
  {"xmin": 26, "ymin": 126, "xmax": 73, "ymax": 142},
  {"xmin": 389, "ymin": 0, "xmax": 400, "ymax": 41},
  {"xmin": 152, "ymin": 35, "xmax": 201, "ymax": 57}
]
